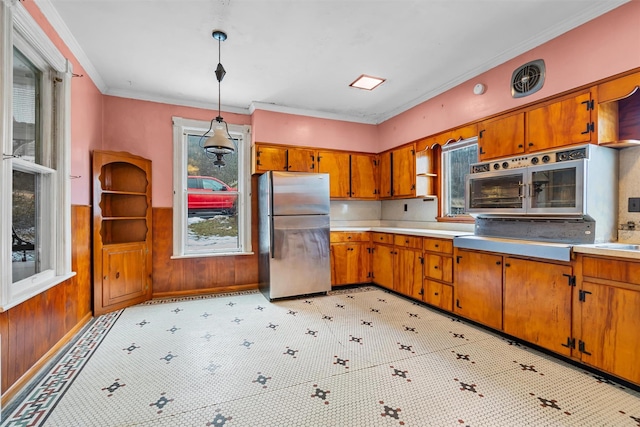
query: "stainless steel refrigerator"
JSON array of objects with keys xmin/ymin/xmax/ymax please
[{"xmin": 258, "ymin": 171, "xmax": 331, "ymax": 301}]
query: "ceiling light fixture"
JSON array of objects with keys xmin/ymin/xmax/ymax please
[
  {"xmin": 202, "ymin": 30, "xmax": 235, "ymax": 167},
  {"xmin": 350, "ymin": 74, "xmax": 386, "ymax": 91}
]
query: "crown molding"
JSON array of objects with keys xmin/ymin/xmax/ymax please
[
  {"xmin": 34, "ymin": 0, "xmax": 107, "ymax": 92},
  {"xmin": 249, "ymin": 102, "xmax": 378, "ymax": 125}
]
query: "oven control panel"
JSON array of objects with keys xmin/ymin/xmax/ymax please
[{"xmin": 471, "ymin": 146, "xmax": 588, "ymax": 173}]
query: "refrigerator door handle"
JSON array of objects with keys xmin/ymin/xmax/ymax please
[{"xmin": 270, "ymin": 217, "xmax": 275, "ymax": 259}]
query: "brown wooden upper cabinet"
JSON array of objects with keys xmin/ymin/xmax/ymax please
[
  {"xmin": 253, "ymin": 143, "xmax": 316, "ymax": 173},
  {"xmin": 379, "ymin": 144, "xmax": 415, "ymax": 198},
  {"xmin": 478, "ymin": 113, "xmax": 525, "ymax": 161},
  {"xmin": 317, "ymin": 151, "xmax": 378, "ymax": 199},
  {"xmin": 597, "ymin": 71, "xmax": 640, "ymax": 145},
  {"xmin": 478, "ymin": 91, "xmax": 595, "ymax": 161},
  {"xmin": 527, "ymin": 91, "xmax": 594, "ymax": 151}
]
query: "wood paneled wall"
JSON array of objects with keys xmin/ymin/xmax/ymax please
[
  {"xmin": 1, "ymin": 205, "xmax": 93, "ymax": 401},
  {"xmin": 151, "ymin": 175, "xmax": 259, "ymax": 297}
]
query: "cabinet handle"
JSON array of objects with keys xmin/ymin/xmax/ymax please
[
  {"xmin": 347, "ymin": 236, "xmax": 352, "ymax": 239},
  {"xmin": 456, "ymin": 256, "xmax": 462, "ymax": 264},
  {"xmin": 116, "ymin": 271, "xmax": 120, "ymax": 279},
  {"xmin": 434, "ymin": 265, "xmax": 439, "ymax": 269},
  {"xmin": 505, "ymin": 263, "xmax": 510, "ymax": 267},
  {"xmin": 456, "ymin": 299, "xmax": 462, "ymax": 309},
  {"xmin": 528, "ymin": 142, "xmax": 534, "ymax": 147},
  {"xmin": 518, "ymin": 144, "xmax": 523, "ymax": 148},
  {"xmin": 434, "ymin": 292, "xmax": 439, "ymax": 296},
  {"xmin": 496, "ymin": 261, "xmax": 501, "ymax": 265}
]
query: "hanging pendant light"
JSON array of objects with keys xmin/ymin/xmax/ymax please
[{"xmin": 203, "ymin": 30, "xmax": 235, "ymax": 166}]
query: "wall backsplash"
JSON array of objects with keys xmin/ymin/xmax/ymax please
[
  {"xmin": 618, "ymin": 145, "xmax": 640, "ymax": 244},
  {"xmin": 381, "ymin": 198, "xmax": 438, "ymax": 222},
  {"xmin": 330, "ymin": 200, "xmax": 381, "ymax": 221}
]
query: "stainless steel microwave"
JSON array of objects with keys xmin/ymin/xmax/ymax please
[{"xmin": 465, "ymin": 145, "xmax": 617, "ymax": 219}]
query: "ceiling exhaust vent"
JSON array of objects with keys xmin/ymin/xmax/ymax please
[{"xmin": 511, "ymin": 59, "xmax": 545, "ymax": 98}]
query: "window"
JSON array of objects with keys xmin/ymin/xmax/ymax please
[
  {"xmin": 1, "ymin": 2, "xmax": 72, "ymax": 310},
  {"xmin": 441, "ymin": 137, "xmax": 478, "ymax": 217},
  {"xmin": 172, "ymin": 117, "xmax": 251, "ymax": 257}
]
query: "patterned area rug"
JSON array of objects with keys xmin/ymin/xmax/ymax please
[{"xmin": 2, "ymin": 287, "xmax": 640, "ymax": 426}]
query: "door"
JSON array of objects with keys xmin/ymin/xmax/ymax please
[
  {"xmin": 255, "ymin": 145, "xmax": 288, "ymax": 171},
  {"xmin": 271, "ymin": 172, "xmax": 330, "ymax": 216},
  {"xmin": 287, "ymin": 148, "xmax": 316, "ymax": 172},
  {"xmin": 379, "ymin": 152, "xmax": 392, "ymax": 198},
  {"xmin": 102, "ymin": 242, "xmax": 149, "ymax": 308},
  {"xmin": 526, "ymin": 160, "xmax": 584, "ymax": 215},
  {"xmin": 270, "ymin": 215, "xmax": 330, "ymax": 298},
  {"xmin": 478, "ymin": 113, "xmax": 525, "ymax": 160},
  {"xmin": 466, "ymin": 169, "xmax": 526, "ymax": 214},
  {"xmin": 454, "ymin": 249, "xmax": 503, "ymax": 329},
  {"xmin": 578, "ymin": 281, "xmax": 640, "ymax": 384},
  {"xmin": 503, "ymin": 258, "xmax": 572, "ymax": 355},
  {"xmin": 330, "ymin": 243, "xmax": 369, "ymax": 285},
  {"xmin": 392, "ymin": 145, "xmax": 415, "ymax": 197},
  {"xmin": 394, "ymin": 247, "xmax": 423, "ymax": 299},
  {"xmin": 372, "ymin": 243, "xmax": 394, "ymax": 289},
  {"xmin": 318, "ymin": 151, "xmax": 350, "ymax": 198},
  {"xmin": 350, "ymin": 154, "xmax": 378, "ymax": 199}
]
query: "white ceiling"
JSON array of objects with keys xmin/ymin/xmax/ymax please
[{"xmin": 39, "ymin": 0, "xmax": 628, "ymax": 124}]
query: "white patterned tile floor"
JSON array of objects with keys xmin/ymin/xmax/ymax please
[{"xmin": 2, "ymin": 287, "xmax": 639, "ymax": 427}]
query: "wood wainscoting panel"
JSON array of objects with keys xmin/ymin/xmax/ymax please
[
  {"xmin": 2, "ymin": 205, "xmax": 93, "ymax": 400},
  {"xmin": 152, "ymin": 206, "xmax": 259, "ymax": 298}
]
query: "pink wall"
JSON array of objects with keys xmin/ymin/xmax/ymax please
[
  {"xmin": 251, "ymin": 109, "xmax": 379, "ymax": 153},
  {"xmin": 23, "ymin": 1, "xmax": 103, "ymax": 206},
  {"xmin": 377, "ymin": 1, "xmax": 640, "ymax": 151},
  {"xmin": 102, "ymin": 96, "xmax": 251, "ymax": 207}
]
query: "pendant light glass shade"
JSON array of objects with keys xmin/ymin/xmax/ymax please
[{"xmin": 203, "ymin": 124, "xmax": 235, "ymax": 154}]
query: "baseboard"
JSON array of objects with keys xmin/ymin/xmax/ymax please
[
  {"xmin": 151, "ymin": 283, "xmax": 258, "ymax": 299},
  {"xmin": 1, "ymin": 311, "xmax": 93, "ymax": 407}
]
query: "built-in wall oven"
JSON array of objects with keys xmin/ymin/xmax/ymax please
[{"xmin": 464, "ymin": 144, "xmax": 619, "ymax": 243}]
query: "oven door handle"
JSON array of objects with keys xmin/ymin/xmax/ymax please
[{"xmin": 518, "ymin": 181, "xmax": 526, "ymax": 199}]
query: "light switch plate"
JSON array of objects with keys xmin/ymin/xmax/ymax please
[{"xmin": 629, "ymin": 197, "xmax": 640, "ymax": 212}]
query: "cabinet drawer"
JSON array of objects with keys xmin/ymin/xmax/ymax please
[
  {"xmin": 372, "ymin": 232, "xmax": 394, "ymax": 245},
  {"xmin": 330, "ymin": 232, "xmax": 369, "ymax": 243},
  {"xmin": 393, "ymin": 234, "xmax": 422, "ymax": 249},
  {"xmin": 425, "ymin": 253, "xmax": 453, "ymax": 283},
  {"xmin": 583, "ymin": 256, "xmax": 640, "ymax": 286},
  {"xmin": 424, "ymin": 280, "xmax": 453, "ymax": 312},
  {"xmin": 424, "ymin": 238, "xmax": 453, "ymax": 254}
]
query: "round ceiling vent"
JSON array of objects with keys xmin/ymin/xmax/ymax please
[{"xmin": 511, "ymin": 59, "xmax": 545, "ymax": 98}]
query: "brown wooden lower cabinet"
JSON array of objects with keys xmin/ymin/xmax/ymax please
[
  {"xmin": 503, "ymin": 257, "xmax": 573, "ymax": 356},
  {"xmin": 453, "ymin": 249, "xmax": 503, "ymax": 330},
  {"xmin": 394, "ymin": 247, "xmax": 423, "ymax": 299},
  {"xmin": 371, "ymin": 243, "xmax": 394, "ymax": 290},
  {"xmin": 330, "ymin": 242, "xmax": 369, "ymax": 286},
  {"xmin": 575, "ymin": 256, "xmax": 640, "ymax": 385},
  {"xmin": 424, "ymin": 279, "xmax": 453, "ymax": 311}
]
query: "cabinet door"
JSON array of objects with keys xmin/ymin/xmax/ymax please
[
  {"xmin": 287, "ymin": 147, "xmax": 316, "ymax": 172},
  {"xmin": 392, "ymin": 145, "xmax": 415, "ymax": 198},
  {"xmin": 424, "ymin": 279, "xmax": 453, "ymax": 312},
  {"xmin": 330, "ymin": 243, "xmax": 369, "ymax": 286},
  {"xmin": 503, "ymin": 258, "xmax": 572, "ymax": 356},
  {"xmin": 255, "ymin": 145, "xmax": 288, "ymax": 172},
  {"xmin": 350, "ymin": 153, "xmax": 378, "ymax": 199},
  {"xmin": 454, "ymin": 249, "xmax": 503, "ymax": 329},
  {"xmin": 379, "ymin": 152, "xmax": 392, "ymax": 198},
  {"xmin": 102, "ymin": 242, "xmax": 148, "ymax": 308},
  {"xmin": 578, "ymin": 281, "xmax": 640, "ymax": 384},
  {"xmin": 372, "ymin": 244, "xmax": 394, "ymax": 290},
  {"xmin": 394, "ymin": 247, "xmax": 423, "ymax": 299},
  {"xmin": 527, "ymin": 92, "xmax": 593, "ymax": 151},
  {"xmin": 318, "ymin": 151, "xmax": 350, "ymax": 198},
  {"xmin": 478, "ymin": 113, "xmax": 525, "ymax": 160}
]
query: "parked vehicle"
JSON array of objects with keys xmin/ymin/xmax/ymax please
[{"xmin": 187, "ymin": 176, "xmax": 237, "ymax": 217}]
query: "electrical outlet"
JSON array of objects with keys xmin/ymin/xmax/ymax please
[
  {"xmin": 629, "ymin": 197, "xmax": 640, "ymax": 212},
  {"xmin": 404, "ymin": 204, "xmax": 408, "ymax": 212}
]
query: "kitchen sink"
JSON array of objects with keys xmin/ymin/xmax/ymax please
[{"xmin": 594, "ymin": 243, "xmax": 640, "ymax": 250}]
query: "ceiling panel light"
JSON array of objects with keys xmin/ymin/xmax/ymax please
[{"xmin": 350, "ymin": 74, "xmax": 386, "ymax": 91}]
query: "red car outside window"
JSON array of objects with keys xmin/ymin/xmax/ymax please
[{"xmin": 187, "ymin": 176, "xmax": 237, "ymax": 217}]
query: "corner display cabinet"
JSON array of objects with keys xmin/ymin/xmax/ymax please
[{"xmin": 92, "ymin": 150, "xmax": 152, "ymax": 315}]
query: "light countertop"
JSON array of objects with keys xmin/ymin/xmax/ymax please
[
  {"xmin": 330, "ymin": 226, "xmax": 473, "ymax": 239},
  {"xmin": 573, "ymin": 244, "xmax": 640, "ymax": 260}
]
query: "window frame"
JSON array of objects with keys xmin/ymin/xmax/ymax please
[
  {"xmin": 172, "ymin": 116, "xmax": 252, "ymax": 258},
  {"xmin": 440, "ymin": 136, "xmax": 478, "ymax": 220},
  {"xmin": 1, "ymin": 1, "xmax": 73, "ymax": 311}
]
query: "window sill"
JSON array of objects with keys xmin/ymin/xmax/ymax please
[
  {"xmin": 171, "ymin": 252, "xmax": 255, "ymax": 260},
  {"xmin": 1, "ymin": 271, "xmax": 76, "ymax": 312},
  {"xmin": 436, "ymin": 216, "xmax": 475, "ymax": 224}
]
